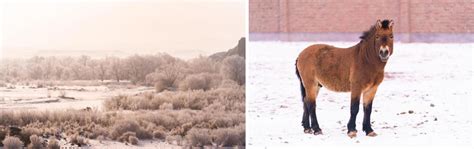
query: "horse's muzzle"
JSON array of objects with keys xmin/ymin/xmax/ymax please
[{"xmin": 379, "ymin": 46, "xmax": 390, "ymax": 62}]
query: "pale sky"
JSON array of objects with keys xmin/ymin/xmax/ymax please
[{"xmin": 0, "ymin": 0, "xmax": 245, "ymax": 59}]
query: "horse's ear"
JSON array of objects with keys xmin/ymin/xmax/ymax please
[
  {"xmin": 389, "ymin": 20, "xmax": 394, "ymax": 29},
  {"xmin": 376, "ymin": 20, "xmax": 382, "ymax": 29}
]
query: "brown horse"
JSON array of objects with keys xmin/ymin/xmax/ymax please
[{"xmin": 295, "ymin": 20, "xmax": 394, "ymax": 138}]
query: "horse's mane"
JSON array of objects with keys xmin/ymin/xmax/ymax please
[
  {"xmin": 359, "ymin": 26, "xmax": 375, "ymax": 40},
  {"xmin": 359, "ymin": 20, "xmax": 390, "ymax": 40}
]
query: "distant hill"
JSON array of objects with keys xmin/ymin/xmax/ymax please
[{"xmin": 210, "ymin": 37, "xmax": 245, "ymax": 61}]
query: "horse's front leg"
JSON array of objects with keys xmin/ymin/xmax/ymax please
[
  {"xmin": 347, "ymin": 88, "xmax": 361, "ymax": 138},
  {"xmin": 362, "ymin": 86, "xmax": 378, "ymax": 136}
]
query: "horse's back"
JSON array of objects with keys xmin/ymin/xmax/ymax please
[{"xmin": 297, "ymin": 44, "xmax": 353, "ymax": 92}]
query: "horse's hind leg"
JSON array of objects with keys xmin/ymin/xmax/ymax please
[
  {"xmin": 297, "ymin": 64, "xmax": 311, "ymax": 133},
  {"xmin": 300, "ymin": 82, "xmax": 311, "ymax": 133},
  {"xmin": 305, "ymin": 83, "xmax": 322, "ymax": 135},
  {"xmin": 302, "ymin": 102, "xmax": 311, "ymax": 133}
]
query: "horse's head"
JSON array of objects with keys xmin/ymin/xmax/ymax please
[{"xmin": 374, "ymin": 19, "xmax": 394, "ymax": 62}]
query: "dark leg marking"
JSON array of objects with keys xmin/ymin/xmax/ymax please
[
  {"xmin": 302, "ymin": 102, "xmax": 311, "ymax": 133},
  {"xmin": 363, "ymin": 102, "xmax": 374, "ymax": 135},
  {"xmin": 347, "ymin": 97, "xmax": 360, "ymax": 133},
  {"xmin": 308, "ymin": 100, "xmax": 322, "ymax": 134}
]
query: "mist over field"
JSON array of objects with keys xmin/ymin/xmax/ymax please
[{"xmin": 1, "ymin": 0, "xmax": 245, "ymax": 60}]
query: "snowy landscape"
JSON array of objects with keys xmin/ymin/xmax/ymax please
[
  {"xmin": 0, "ymin": 38, "xmax": 246, "ymax": 148},
  {"xmin": 247, "ymin": 41, "xmax": 473, "ymax": 147}
]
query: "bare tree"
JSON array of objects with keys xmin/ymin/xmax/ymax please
[
  {"xmin": 109, "ymin": 57, "xmax": 124, "ymax": 82},
  {"xmin": 147, "ymin": 62, "xmax": 185, "ymax": 92},
  {"xmin": 27, "ymin": 56, "xmax": 45, "ymax": 80},
  {"xmin": 42, "ymin": 57, "xmax": 55, "ymax": 80},
  {"xmin": 54, "ymin": 65, "xmax": 64, "ymax": 80},
  {"xmin": 79, "ymin": 55, "xmax": 90, "ymax": 66},
  {"xmin": 97, "ymin": 59, "xmax": 108, "ymax": 82},
  {"xmin": 126, "ymin": 55, "xmax": 148, "ymax": 84},
  {"xmin": 189, "ymin": 56, "xmax": 219, "ymax": 74}
]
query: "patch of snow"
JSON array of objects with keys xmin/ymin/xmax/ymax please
[{"xmin": 247, "ymin": 42, "xmax": 473, "ymax": 147}]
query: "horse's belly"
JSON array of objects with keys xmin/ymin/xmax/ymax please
[
  {"xmin": 318, "ymin": 77, "xmax": 351, "ymax": 92},
  {"xmin": 314, "ymin": 62, "xmax": 351, "ymax": 92}
]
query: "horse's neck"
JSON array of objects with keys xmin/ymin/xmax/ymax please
[{"xmin": 355, "ymin": 41, "xmax": 386, "ymax": 71}]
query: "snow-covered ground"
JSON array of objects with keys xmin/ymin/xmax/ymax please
[
  {"xmin": 0, "ymin": 84, "xmax": 154, "ymax": 110},
  {"xmin": 247, "ymin": 42, "xmax": 473, "ymax": 147}
]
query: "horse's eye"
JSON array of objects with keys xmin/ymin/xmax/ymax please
[
  {"xmin": 390, "ymin": 35, "xmax": 394, "ymax": 38},
  {"xmin": 375, "ymin": 36, "xmax": 379, "ymax": 39}
]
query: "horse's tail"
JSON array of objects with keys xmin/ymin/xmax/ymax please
[{"xmin": 295, "ymin": 59, "xmax": 306, "ymax": 102}]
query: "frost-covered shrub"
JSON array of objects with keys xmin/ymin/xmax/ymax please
[
  {"xmin": 69, "ymin": 134, "xmax": 86, "ymax": 146},
  {"xmin": 165, "ymin": 135, "xmax": 183, "ymax": 146},
  {"xmin": 103, "ymin": 95, "xmax": 129, "ymax": 111},
  {"xmin": 178, "ymin": 73, "xmax": 215, "ymax": 91},
  {"xmin": 47, "ymin": 137, "xmax": 60, "ymax": 149},
  {"xmin": 159, "ymin": 102, "xmax": 173, "ymax": 110},
  {"xmin": 20, "ymin": 127, "xmax": 41, "ymax": 146},
  {"xmin": 153, "ymin": 129, "xmax": 167, "ymax": 140},
  {"xmin": 220, "ymin": 55, "xmax": 245, "ymax": 85},
  {"xmin": 128, "ymin": 136, "xmax": 139, "ymax": 145},
  {"xmin": 110, "ymin": 120, "xmax": 140, "ymax": 140},
  {"xmin": 212, "ymin": 125, "xmax": 245, "ymax": 147},
  {"xmin": 118, "ymin": 131, "xmax": 136, "ymax": 143},
  {"xmin": 2, "ymin": 136, "xmax": 24, "ymax": 149},
  {"xmin": 0, "ymin": 128, "xmax": 7, "ymax": 146},
  {"xmin": 186, "ymin": 128, "xmax": 212, "ymax": 147},
  {"xmin": 28, "ymin": 134, "xmax": 43, "ymax": 149}
]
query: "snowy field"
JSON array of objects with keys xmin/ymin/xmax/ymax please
[
  {"xmin": 247, "ymin": 42, "xmax": 473, "ymax": 147},
  {"xmin": 0, "ymin": 83, "xmax": 154, "ymax": 110}
]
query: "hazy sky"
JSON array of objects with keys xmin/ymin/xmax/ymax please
[{"xmin": 1, "ymin": 0, "xmax": 245, "ymax": 59}]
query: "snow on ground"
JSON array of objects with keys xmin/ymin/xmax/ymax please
[
  {"xmin": 0, "ymin": 85, "xmax": 154, "ymax": 110},
  {"xmin": 247, "ymin": 42, "xmax": 473, "ymax": 147},
  {"xmin": 84, "ymin": 139, "xmax": 181, "ymax": 149}
]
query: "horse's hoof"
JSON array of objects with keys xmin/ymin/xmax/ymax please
[
  {"xmin": 313, "ymin": 130, "xmax": 323, "ymax": 135},
  {"xmin": 304, "ymin": 128, "xmax": 313, "ymax": 134},
  {"xmin": 347, "ymin": 130, "xmax": 357, "ymax": 138},
  {"xmin": 366, "ymin": 131, "xmax": 377, "ymax": 137}
]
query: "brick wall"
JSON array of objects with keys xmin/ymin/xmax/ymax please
[{"xmin": 249, "ymin": 0, "xmax": 473, "ymax": 42}]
